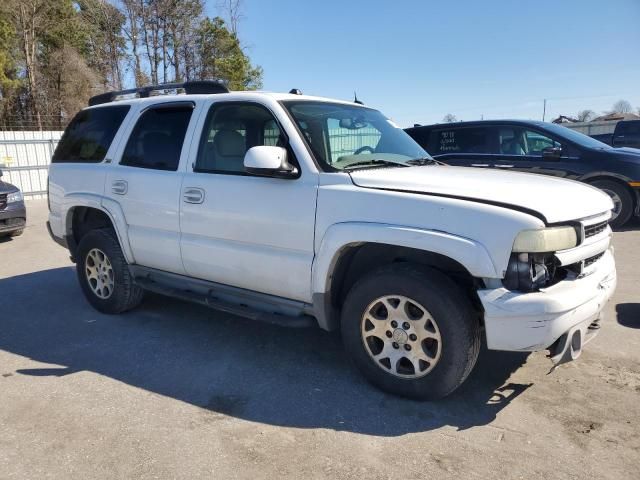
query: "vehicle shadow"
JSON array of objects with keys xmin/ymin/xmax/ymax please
[
  {"xmin": 616, "ymin": 303, "xmax": 640, "ymax": 329},
  {"xmin": 0, "ymin": 267, "xmax": 532, "ymax": 437}
]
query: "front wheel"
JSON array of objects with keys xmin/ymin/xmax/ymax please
[
  {"xmin": 341, "ymin": 264, "xmax": 480, "ymax": 400},
  {"xmin": 590, "ymin": 179, "xmax": 633, "ymax": 228},
  {"xmin": 76, "ymin": 228, "xmax": 144, "ymax": 314}
]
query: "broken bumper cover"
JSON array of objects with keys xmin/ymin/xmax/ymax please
[{"xmin": 479, "ymin": 248, "xmax": 616, "ymax": 353}]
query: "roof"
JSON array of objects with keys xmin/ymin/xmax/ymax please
[
  {"xmin": 405, "ymin": 119, "xmax": 551, "ymax": 131},
  {"xmin": 86, "ymin": 89, "xmax": 369, "ymax": 110}
]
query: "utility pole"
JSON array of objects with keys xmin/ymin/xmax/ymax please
[{"xmin": 542, "ymin": 99, "xmax": 547, "ymax": 121}]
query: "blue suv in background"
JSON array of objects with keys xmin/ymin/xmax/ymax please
[{"xmin": 406, "ymin": 120, "xmax": 640, "ymax": 228}]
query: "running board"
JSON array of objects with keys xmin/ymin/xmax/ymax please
[{"xmin": 130, "ymin": 266, "xmax": 317, "ymax": 329}]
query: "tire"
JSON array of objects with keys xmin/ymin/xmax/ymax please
[
  {"xmin": 75, "ymin": 228, "xmax": 144, "ymax": 314},
  {"xmin": 9, "ymin": 229, "xmax": 24, "ymax": 237},
  {"xmin": 341, "ymin": 263, "xmax": 480, "ymax": 400},
  {"xmin": 590, "ymin": 179, "xmax": 633, "ymax": 228}
]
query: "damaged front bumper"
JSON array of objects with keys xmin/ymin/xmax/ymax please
[{"xmin": 478, "ymin": 248, "xmax": 616, "ymax": 362}]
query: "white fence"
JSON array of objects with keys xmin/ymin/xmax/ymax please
[{"xmin": 0, "ymin": 131, "xmax": 63, "ymax": 199}]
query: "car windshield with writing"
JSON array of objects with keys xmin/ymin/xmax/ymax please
[{"xmin": 282, "ymin": 101, "xmax": 430, "ymax": 171}]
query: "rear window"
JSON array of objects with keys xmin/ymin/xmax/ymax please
[
  {"xmin": 52, "ymin": 106, "xmax": 130, "ymax": 163},
  {"xmin": 617, "ymin": 121, "xmax": 640, "ymax": 135},
  {"xmin": 428, "ymin": 127, "xmax": 491, "ymax": 155}
]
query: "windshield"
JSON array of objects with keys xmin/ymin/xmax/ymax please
[
  {"xmin": 282, "ymin": 101, "xmax": 430, "ymax": 170},
  {"xmin": 541, "ymin": 123, "xmax": 612, "ymax": 149}
]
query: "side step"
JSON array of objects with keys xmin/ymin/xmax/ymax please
[{"xmin": 134, "ymin": 276, "xmax": 316, "ymax": 328}]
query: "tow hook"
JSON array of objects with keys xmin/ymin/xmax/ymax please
[{"xmin": 547, "ymin": 327, "xmax": 583, "ymax": 368}]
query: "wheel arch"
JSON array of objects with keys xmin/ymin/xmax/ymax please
[
  {"xmin": 65, "ymin": 196, "xmax": 134, "ymax": 263},
  {"xmin": 311, "ymin": 223, "xmax": 496, "ymax": 330}
]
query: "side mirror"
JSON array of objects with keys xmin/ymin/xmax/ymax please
[
  {"xmin": 244, "ymin": 146, "xmax": 298, "ymax": 178},
  {"xmin": 0, "ymin": 169, "xmax": 3, "ymax": 177},
  {"xmin": 542, "ymin": 146, "xmax": 562, "ymax": 160}
]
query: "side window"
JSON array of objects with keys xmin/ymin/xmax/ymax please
[
  {"xmin": 524, "ymin": 130, "xmax": 560, "ymax": 155},
  {"xmin": 121, "ymin": 104, "xmax": 193, "ymax": 171},
  {"xmin": 52, "ymin": 106, "xmax": 130, "ymax": 163},
  {"xmin": 429, "ymin": 127, "xmax": 490, "ymax": 155},
  {"xmin": 499, "ymin": 128, "xmax": 560, "ymax": 156},
  {"xmin": 195, "ymin": 103, "xmax": 283, "ymax": 174}
]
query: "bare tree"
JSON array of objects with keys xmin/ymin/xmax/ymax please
[
  {"xmin": 611, "ymin": 99, "xmax": 633, "ymax": 114},
  {"xmin": 217, "ymin": 0, "xmax": 243, "ymax": 36},
  {"xmin": 576, "ymin": 109, "xmax": 595, "ymax": 122},
  {"xmin": 442, "ymin": 113, "xmax": 457, "ymax": 123}
]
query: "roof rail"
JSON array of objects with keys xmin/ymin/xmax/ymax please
[{"xmin": 88, "ymin": 80, "xmax": 229, "ymax": 106}]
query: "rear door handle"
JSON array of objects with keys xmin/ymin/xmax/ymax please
[
  {"xmin": 494, "ymin": 164, "xmax": 514, "ymax": 168},
  {"xmin": 470, "ymin": 163, "xmax": 490, "ymax": 167},
  {"xmin": 112, "ymin": 180, "xmax": 128, "ymax": 195},
  {"xmin": 183, "ymin": 187, "xmax": 205, "ymax": 204}
]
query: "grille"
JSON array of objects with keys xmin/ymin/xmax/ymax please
[
  {"xmin": 584, "ymin": 252, "xmax": 604, "ymax": 268},
  {"xmin": 0, "ymin": 194, "xmax": 6, "ymax": 210},
  {"xmin": 584, "ymin": 220, "xmax": 607, "ymax": 239}
]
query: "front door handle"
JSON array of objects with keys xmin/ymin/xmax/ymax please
[
  {"xmin": 112, "ymin": 180, "xmax": 128, "ymax": 195},
  {"xmin": 470, "ymin": 163, "xmax": 490, "ymax": 167},
  {"xmin": 494, "ymin": 164, "xmax": 514, "ymax": 168},
  {"xmin": 183, "ymin": 187, "xmax": 205, "ymax": 204}
]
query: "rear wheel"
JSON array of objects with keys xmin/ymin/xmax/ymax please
[
  {"xmin": 590, "ymin": 179, "xmax": 633, "ymax": 228},
  {"xmin": 341, "ymin": 264, "xmax": 480, "ymax": 400},
  {"xmin": 76, "ymin": 228, "xmax": 144, "ymax": 314}
]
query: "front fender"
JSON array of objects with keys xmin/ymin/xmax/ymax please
[{"xmin": 311, "ymin": 222, "xmax": 498, "ymax": 297}]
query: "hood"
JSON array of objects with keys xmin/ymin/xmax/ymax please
[
  {"xmin": 0, "ymin": 179, "xmax": 19, "ymax": 194},
  {"xmin": 349, "ymin": 166, "xmax": 613, "ymax": 224}
]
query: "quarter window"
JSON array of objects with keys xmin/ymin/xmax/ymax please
[
  {"xmin": 195, "ymin": 103, "xmax": 284, "ymax": 174},
  {"xmin": 121, "ymin": 104, "xmax": 193, "ymax": 171},
  {"xmin": 52, "ymin": 106, "xmax": 130, "ymax": 163}
]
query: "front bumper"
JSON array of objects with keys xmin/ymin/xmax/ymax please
[
  {"xmin": 0, "ymin": 201, "xmax": 26, "ymax": 233},
  {"xmin": 479, "ymin": 248, "xmax": 616, "ymax": 353}
]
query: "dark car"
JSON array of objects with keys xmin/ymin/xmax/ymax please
[
  {"xmin": 0, "ymin": 169, "xmax": 26, "ymax": 238},
  {"xmin": 406, "ymin": 120, "xmax": 640, "ymax": 227}
]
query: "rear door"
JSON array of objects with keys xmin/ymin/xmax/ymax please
[
  {"xmin": 104, "ymin": 101, "xmax": 197, "ymax": 274},
  {"xmin": 427, "ymin": 126, "xmax": 496, "ymax": 168}
]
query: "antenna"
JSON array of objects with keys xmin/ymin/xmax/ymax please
[{"xmin": 354, "ymin": 91, "xmax": 363, "ymax": 105}]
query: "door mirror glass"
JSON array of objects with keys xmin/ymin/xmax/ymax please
[
  {"xmin": 542, "ymin": 146, "xmax": 562, "ymax": 160},
  {"xmin": 244, "ymin": 146, "xmax": 297, "ymax": 178}
]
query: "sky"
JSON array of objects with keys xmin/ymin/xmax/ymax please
[{"xmin": 208, "ymin": 0, "xmax": 640, "ymax": 127}]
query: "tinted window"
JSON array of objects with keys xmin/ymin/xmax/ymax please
[
  {"xmin": 195, "ymin": 103, "xmax": 283, "ymax": 174},
  {"xmin": 617, "ymin": 121, "xmax": 640, "ymax": 135},
  {"xmin": 121, "ymin": 105, "xmax": 193, "ymax": 171},
  {"xmin": 52, "ymin": 106, "xmax": 130, "ymax": 163},
  {"xmin": 428, "ymin": 127, "xmax": 490, "ymax": 155}
]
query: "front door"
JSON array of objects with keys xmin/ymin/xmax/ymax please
[
  {"xmin": 179, "ymin": 101, "xmax": 318, "ymax": 302},
  {"xmin": 104, "ymin": 101, "xmax": 196, "ymax": 274}
]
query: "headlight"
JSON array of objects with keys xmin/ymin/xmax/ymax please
[
  {"xmin": 512, "ymin": 226, "xmax": 577, "ymax": 253},
  {"xmin": 7, "ymin": 191, "xmax": 23, "ymax": 203}
]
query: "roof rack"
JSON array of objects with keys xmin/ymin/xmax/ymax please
[{"xmin": 88, "ymin": 80, "xmax": 229, "ymax": 106}]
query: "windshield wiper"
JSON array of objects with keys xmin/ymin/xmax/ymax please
[
  {"xmin": 406, "ymin": 157, "xmax": 446, "ymax": 166},
  {"xmin": 343, "ymin": 159, "xmax": 409, "ymax": 170}
]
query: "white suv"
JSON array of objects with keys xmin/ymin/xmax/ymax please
[{"xmin": 47, "ymin": 81, "xmax": 617, "ymax": 399}]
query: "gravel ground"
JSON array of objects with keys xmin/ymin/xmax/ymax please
[{"xmin": 1, "ymin": 200, "xmax": 639, "ymax": 479}]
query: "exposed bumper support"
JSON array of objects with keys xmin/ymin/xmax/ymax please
[{"xmin": 479, "ymin": 248, "xmax": 616, "ymax": 355}]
